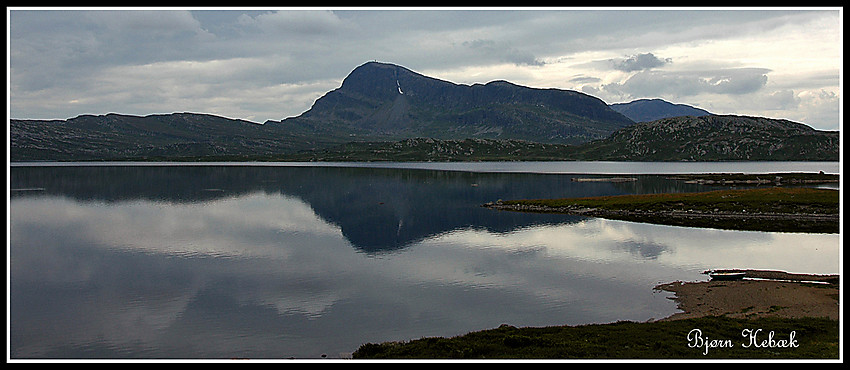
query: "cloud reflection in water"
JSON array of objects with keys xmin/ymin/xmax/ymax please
[{"xmin": 9, "ymin": 190, "xmax": 839, "ymax": 359}]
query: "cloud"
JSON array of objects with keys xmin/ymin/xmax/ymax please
[
  {"xmin": 462, "ymin": 39, "xmax": 545, "ymax": 67},
  {"xmin": 795, "ymin": 90, "xmax": 840, "ymax": 130},
  {"xmin": 603, "ymin": 68, "xmax": 771, "ymax": 98},
  {"xmin": 9, "ymin": 10, "xmax": 216, "ymax": 93},
  {"xmin": 568, "ymin": 75, "xmax": 602, "ymax": 84},
  {"xmin": 610, "ymin": 53, "xmax": 671, "ymax": 72},
  {"xmin": 581, "ymin": 85, "xmax": 602, "ymax": 96},
  {"xmin": 759, "ymin": 89, "xmax": 801, "ymax": 111},
  {"xmin": 83, "ymin": 9, "xmax": 210, "ymax": 37},
  {"xmin": 734, "ymin": 89, "xmax": 839, "ymax": 130},
  {"xmin": 7, "ymin": 8, "xmax": 841, "ymax": 129},
  {"xmin": 237, "ymin": 10, "xmax": 351, "ymax": 36}
]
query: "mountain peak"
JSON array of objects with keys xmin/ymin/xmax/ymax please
[
  {"xmin": 358, "ymin": 60, "xmax": 403, "ymax": 69},
  {"xmin": 339, "ymin": 61, "xmax": 421, "ymax": 95},
  {"xmin": 347, "ymin": 61, "xmax": 408, "ymax": 77},
  {"xmin": 289, "ymin": 61, "xmax": 634, "ymax": 145}
]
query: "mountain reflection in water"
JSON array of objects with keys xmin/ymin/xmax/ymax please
[
  {"xmin": 10, "ymin": 165, "xmax": 722, "ymax": 253},
  {"xmin": 9, "ymin": 164, "xmax": 839, "ymax": 359}
]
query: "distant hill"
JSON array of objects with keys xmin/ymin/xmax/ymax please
[
  {"xmin": 610, "ymin": 98, "xmax": 711, "ymax": 122},
  {"xmin": 10, "ymin": 112, "xmax": 839, "ymax": 163},
  {"xmin": 10, "ymin": 113, "xmax": 307, "ymax": 161},
  {"xmin": 282, "ymin": 138, "xmax": 580, "ymax": 162},
  {"xmin": 276, "ymin": 61, "xmax": 635, "ymax": 145},
  {"xmin": 570, "ymin": 115, "xmax": 839, "ymax": 161},
  {"xmin": 279, "ymin": 115, "xmax": 839, "ymax": 162}
]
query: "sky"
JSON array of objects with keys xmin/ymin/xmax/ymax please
[{"xmin": 7, "ymin": 7, "xmax": 843, "ymax": 131}]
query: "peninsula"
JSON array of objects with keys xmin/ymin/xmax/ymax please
[{"xmin": 483, "ymin": 186, "xmax": 839, "ymax": 234}]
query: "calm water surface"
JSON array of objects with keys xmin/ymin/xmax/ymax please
[{"xmin": 8, "ymin": 162, "xmax": 840, "ymax": 359}]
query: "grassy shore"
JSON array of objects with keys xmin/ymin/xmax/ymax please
[
  {"xmin": 352, "ymin": 272, "xmax": 840, "ymax": 359},
  {"xmin": 484, "ymin": 187, "xmax": 839, "ymax": 234},
  {"xmin": 352, "ymin": 316, "xmax": 839, "ymax": 359}
]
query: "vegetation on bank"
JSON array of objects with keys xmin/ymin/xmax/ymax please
[
  {"xmin": 488, "ymin": 187, "xmax": 839, "ymax": 234},
  {"xmin": 352, "ymin": 316, "xmax": 839, "ymax": 359},
  {"xmin": 502, "ymin": 187, "xmax": 838, "ymax": 214},
  {"xmin": 668, "ymin": 173, "xmax": 838, "ymax": 186}
]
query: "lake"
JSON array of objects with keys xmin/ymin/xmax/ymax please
[{"xmin": 8, "ymin": 162, "xmax": 840, "ymax": 359}]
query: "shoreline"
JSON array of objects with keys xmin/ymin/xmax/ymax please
[
  {"xmin": 655, "ymin": 270, "xmax": 840, "ymax": 322},
  {"xmin": 484, "ymin": 202, "xmax": 839, "ymax": 234},
  {"xmin": 352, "ymin": 270, "xmax": 841, "ymax": 358}
]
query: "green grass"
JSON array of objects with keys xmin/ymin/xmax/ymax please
[{"xmin": 352, "ymin": 317, "xmax": 839, "ymax": 359}]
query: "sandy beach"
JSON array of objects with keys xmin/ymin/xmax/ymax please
[{"xmin": 655, "ymin": 270, "xmax": 840, "ymax": 321}]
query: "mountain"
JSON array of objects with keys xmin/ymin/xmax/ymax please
[
  {"xmin": 8, "ymin": 62, "xmax": 839, "ymax": 162},
  {"xmin": 10, "ymin": 61, "xmax": 636, "ymax": 161},
  {"xmin": 275, "ymin": 61, "xmax": 635, "ymax": 145},
  {"xmin": 570, "ymin": 115, "xmax": 839, "ymax": 161},
  {"xmin": 610, "ymin": 98, "xmax": 711, "ymax": 122}
]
